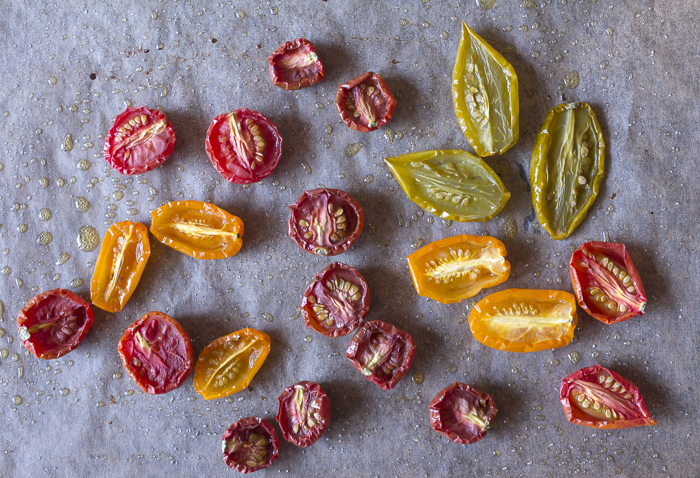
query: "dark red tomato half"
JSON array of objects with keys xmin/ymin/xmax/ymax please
[
  {"xmin": 104, "ymin": 106, "xmax": 176, "ymax": 175},
  {"xmin": 117, "ymin": 311, "xmax": 194, "ymax": 395},
  {"xmin": 335, "ymin": 72, "xmax": 396, "ymax": 132},
  {"xmin": 429, "ymin": 382, "xmax": 498, "ymax": 445},
  {"xmin": 288, "ymin": 188, "xmax": 364, "ymax": 256},
  {"xmin": 205, "ymin": 108, "xmax": 283, "ymax": 184},
  {"xmin": 345, "ymin": 320, "xmax": 416, "ymax": 390},
  {"xmin": 17, "ymin": 288, "xmax": 93, "ymax": 360},
  {"xmin": 268, "ymin": 38, "xmax": 325, "ymax": 90},
  {"xmin": 569, "ymin": 241, "xmax": 647, "ymax": 324},
  {"xmin": 301, "ymin": 262, "xmax": 370, "ymax": 337},
  {"xmin": 276, "ymin": 381, "xmax": 331, "ymax": 447},
  {"xmin": 223, "ymin": 417, "xmax": 280, "ymax": 473}
]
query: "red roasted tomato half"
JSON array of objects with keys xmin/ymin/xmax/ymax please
[
  {"xmin": 222, "ymin": 417, "xmax": 280, "ymax": 473},
  {"xmin": 335, "ymin": 71, "xmax": 396, "ymax": 132},
  {"xmin": 276, "ymin": 381, "xmax": 331, "ymax": 447},
  {"xmin": 429, "ymin": 382, "xmax": 498, "ymax": 445},
  {"xmin": 268, "ymin": 38, "xmax": 325, "ymax": 90}
]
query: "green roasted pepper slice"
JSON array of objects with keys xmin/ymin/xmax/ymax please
[
  {"xmin": 453, "ymin": 22, "xmax": 519, "ymax": 157},
  {"xmin": 385, "ymin": 150, "xmax": 510, "ymax": 222},
  {"xmin": 531, "ymin": 102, "xmax": 605, "ymax": 240}
]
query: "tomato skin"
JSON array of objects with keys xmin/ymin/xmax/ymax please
[
  {"xmin": 276, "ymin": 381, "xmax": 331, "ymax": 447},
  {"xmin": 17, "ymin": 289, "xmax": 93, "ymax": 360},
  {"xmin": 560, "ymin": 364, "xmax": 656, "ymax": 429},
  {"xmin": 223, "ymin": 417, "xmax": 280, "ymax": 473},
  {"xmin": 429, "ymin": 382, "xmax": 498, "ymax": 445},
  {"xmin": 268, "ymin": 38, "xmax": 325, "ymax": 90},
  {"xmin": 335, "ymin": 72, "xmax": 396, "ymax": 132},
  {"xmin": 104, "ymin": 106, "xmax": 176, "ymax": 175}
]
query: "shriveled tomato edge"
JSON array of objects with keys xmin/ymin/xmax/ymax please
[
  {"xmin": 429, "ymin": 382, "xmax": 498, "ymax": 445},
  {"xmin": 223, "ymin": 417, "xmax": 280, "ymax": 473},
  {"xmin": 17, "ymin": 288, "xmax": 94, "ymax": 360},
  {"xmin": 268, "ymin": 38, "xmax": 325, "ymax": 90},
  {"xmin": 275, "ymin": 381, "xmax": 332, "ymax": 447},
  {"xmin": 335, "ymin": 71, "xmax": 397, "ymax": 132}
]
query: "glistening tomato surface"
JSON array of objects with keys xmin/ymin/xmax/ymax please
[
  {"xmin": 336, "ymin": 72, "xmax": 396, "ymax": 132},
  {"xmin": 17, "ymin": 289, "xmax": 93, "ymax": 360},
  {"xmin": 560, "ymin": 364, "xmax": 656, "ymax": 429},
  {"xmin": 104, "ymin": 106, "xmax": 176, "ymax": 175},
  {"xmin": 569, "ymin": 241, "xmax": 647, "ymax": 324},
  {"xmin": 222, "ymin": 417, "xmax": 280, "ymax": 473},
  {"xmin": 429, "ymin": 382, "xmax": 498, "ymax": 445},
  {"xmin": 117, "ymin": 311, "xmax": 194, "ymax": 394},
  {"xmin": 301, "ymin": 262, "xmax": 370, "ymax": 337},
  {"xmin": 407, "ymin": 234, "xmax": 510, "ymax": 304},
  {"xmin": 205, "ymin": 108, "xmax": 283, "ymax": 184},
  {"xmin": 268, "ymin": 38, "xmax": 324, "ymax": 90},
  {"xmin": 276, "ymin": 381, "xmax": 331, "ymax": 447}
]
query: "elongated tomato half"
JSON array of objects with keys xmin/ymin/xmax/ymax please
[
  {"xmin": 276, "ymin": 381, "xmax": 331, "ymax": 447},
  {"xmin": 468, "ymin": 288, "xmax": 577, "ymax": 353},
  {"xmin": 150, "ymin": 200, "xmax": 244, "ymax": 259}
]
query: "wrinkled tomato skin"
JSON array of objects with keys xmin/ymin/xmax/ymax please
[
  {"xmin": 223, "ymin": 417, "xmax": 280, "ymax": 473},
  {"xmin": 268, "ymin": 38, "xmax": 325, "ymax": 90},
  {"xmin": 17, "ymin": 289, "xmax": 93, "ymax": 360},
  {"xmin": 569, "ymin": 241, "xmax": 647, "ymax": 325},
  {"xmin": 336, "ymin": 72, "xmax": 396, "ymax": 132},
  {"xmin": 560, "ymin": 364, "xmax": 656, "ymax": 429},
  {"xmin": 104, "ymin": 106, "xmax": 176, "ymax": 175},
  {"xmin": 276, "ymin": 381, "xmax": 331, "ymax": 447},
  {"xmin": 429, "ymin": 382, "xmax": 498, "ymax": 445}
]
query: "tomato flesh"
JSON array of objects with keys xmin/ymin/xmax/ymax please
[
  {"xmin": 429, "ymin": 382, "xmax": 498, "ymax": 445},
  {"xmin": 276, "ymin": 381, "xmax": 331, "ymax": 447},
  {"xmin": 268, "ymin": 38, "xmax": 324, "ymax": 90},
  {"xmin": 336, "ymin": 72, "xmax": 396, "ymax": 132},
  {"xmin": 223, "ymin": 417, "xmax": 280, "ymax": 473}
]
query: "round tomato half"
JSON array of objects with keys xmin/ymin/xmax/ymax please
[
  {"xmin": 276, "ymin": 381, "xmax": 331, "ymax": 447},
  {"xmin": 268, "ymin": 38, "xmax": 325, "ymax": 90},
  {"xmin": 223, "ymin": 417, "xmax": 280, "ymax": 473},
  {"xmin": 429, "ymin": 382, "xmax": 498, "ymax": 445},
  {"xmin": 336, "ymin": 72, "xmax": 396, "ymax": 132}
]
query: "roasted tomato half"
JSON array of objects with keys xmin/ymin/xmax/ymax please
[
  {"xmin": 336, "ymin": 72, "xmax": 396, "ymax": 132},
  {"xmin": 407, "ymin": 234, "xmax": 510, "ymax": 304},
  {"xmin": 17, "ymin": 289, "xmax": 93, "ymax": 360},
  {"xmin": 205, "ymin": 108, "xmax": 282, "ymax": 184},
  {"xmin": 468, "ymin": 288, "xmax": 577, "ymax": 353},
  {"xmin": 117, "ymin": 311, "xmax": 194, "ymax": 394},
  {"xmin": 288, "ymin": 188, "xmax": 364, "ymax": 256},
  {"xmin": 429, "ymin": 382, "xmax": 498, "ymax": 445},
  {"xmin": 104, "ymin": 106, "xmax": 176, "ymax": 175},
  {"xmin": 560, "ymin": 364, "xmax": 656, "ymax": 429},
  {"xmin": 268, "ymin": 38, "xmax": 324, "ymax": 90},
  {"xmin": 150, "ymin": 200, "xmax": 244, "ymax": 260},
  {"xmin": 90, "ymin": 221, "xmax": 150, "ymax": 312},
  {"xmin": 345, "ymin": 320, "xmax": 416, "ymax": 390},
  {"xmin": 194, "ymin": 328, "xmax": 270, "ymax": 400},
  {"xmin": 223, "ymin": 417, "xmax": 280, "ymax": 473},
  {"xmin": 301, "ymin": 262, "xmax": 370, "ymax": 337},
  {"xmin": 276, "ymin": 381, "xmax": 331, "ymax": 447},
  {"xmin": 569, "ymin": 241, "xmax": 647, "ymax": 325}
]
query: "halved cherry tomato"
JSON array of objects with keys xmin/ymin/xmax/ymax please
[
  {"xmin": 468, "ymin": 288, "xmax": 577, "ymax": 353},
  {"xmin": 117, "ymin": 311, "xmax": 193, "ymax": 394},
  {"xmin": 288, "ymin": 188, "xmax": 364, "ymax": 256},
  {"xmin": 90, "ymin": 221, "xmax": 150, "ymax": 312},
  {"xmin": 150, "ymin": 200, "xmax": 244, "ymax": 260},
  {"xmin": 560, "ymin": 364, "xmax": 656, "ymax": 429},
  {"xmin": 276, "ymin": 381, "xmax": 331, "ymax": 447},
  {"xmin": 223, "ymin": 417, "xmax": 280, "ymax": 473},
  {"xmin": 104, "ymin": 106, "xmax": 176, "ymax": 175},
  {"xmin": 407, "ymin": 234, "xmax": 510, "ymax": 304},
  {"xmin": 194, "ymin": 328, "xmax": 270, "ymax": 400},
  {"xmin": 17, "ymin": 288, "xmax": 93, "ymax": 359},
  {"xmin": 205, "ymin": 108, "xmax": 282, "ymax": 184},
  {"xmin": 301, "ymin": 262, "xmax": 370, "ymax": 337},
  {"xmin": 429, "ymin": 382, "xmax": 498, "ymax": 445},
  {"xmin": 569, "ymin": 241, "xmax": 647, "ymax": 324},
  {"xmin": 336, "ymin": 72, "xmax": 396, "ymax": 132},
  {"xmin": 345, "ymin": 320, "xmax": 416, "ymax": 390},
  {"xmin": 268, "ymin": 38, "xmax": 325, "ymax": 90}
]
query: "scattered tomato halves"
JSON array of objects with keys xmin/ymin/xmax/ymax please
[
  {"xmin": 268, "ymin": 38, "xmax": 325, "ymax": 90},
  {"xmin": 276, "ymin": 381, "xmax": 331, "ymax": 447},
  {"xmin": 429, "ymin": 382, "xmax": 498, "ymax": 445},
  {"xmin": 223, "ymin": 417, "xmax": 280, "ymax": 473},
  {"xmin": 336, "ymin": 72, "xmax": 396, "ymax": 132}
]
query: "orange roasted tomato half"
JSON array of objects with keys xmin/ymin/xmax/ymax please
[
  {"xmin": 90, "ymin": 221, "xmax": 150, "ymax": 312},
  {"xmin": 150, "ymin": 200, "xmax": 244, "ymax": 259},
  {"xmin": 468, "ymin": 288, "xmax": 577, "ymax": 353},
  {"xmin": 407, "ymin": 234, "xmax": 510, "ymax": 304},
  {"xmin": 194, "ymin": 328, "xmax": 271, "ymax": 400}
]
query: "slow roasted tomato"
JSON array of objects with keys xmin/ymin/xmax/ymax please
[
  {"xmin": 336, "ymin": 72, "xmax": 396, "ymax": 132},
  {"xmin": 276, "ymin": 381, "xmax": 331, "ymax": 447},
  {"xmin": 429, "ymin": 382, "xmax": 498, "ymax": 445},
  {"xmin": 205, "ymin": 108, "xmax": 282, "ymax": 184},
  {"xmin": 345, "ymin": 320, "xmax": 416, "ymax": 390},
  {"xmin": 194, "ymin": 328, "xmax": 270, "ymax": 400},
  {"xmin": 268, "ymin": 38, "xmax": 325, "ymax": 90},
  {"xmin": 17, "ymin": 289, "xmax": 93, "ymax": 359},
  {"xmin": 90, "ymin": 221, "xmax": 150, "ymax": 312},
  {"xmin": 560, "ymin": 364, "xmax": 656, "ymax": 429},
  {"xmin": 468, "ymin": 288, "xmax": 577, "ymax": 353},
  {"xmin": 223, "ymin": 417, "xmax": 280, "ymax": 473},
  {"xmin": 569, "ymin": 241, "xmax": 647, "ymax": 324},
  {"xmin": 301, "ymin": 262, "xmax": 370, "ymax": 337},
  {"xmin": 288, "ymin": 188, "xmax": 364, "ymax": 256},
  {"xmin": 117, "ymin": 311, "xmax": 194, "ymax": 394},
  {"xmin": 150, "ymin": 200, "xmax": 244, "ymax": 260},
  {"xmin": 407, "ymin": 234, "xmax": 510, "ymax": 304},
  {"xmin": 104, "ymin": 106, "xmax": 176, "ymax": 175}
]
